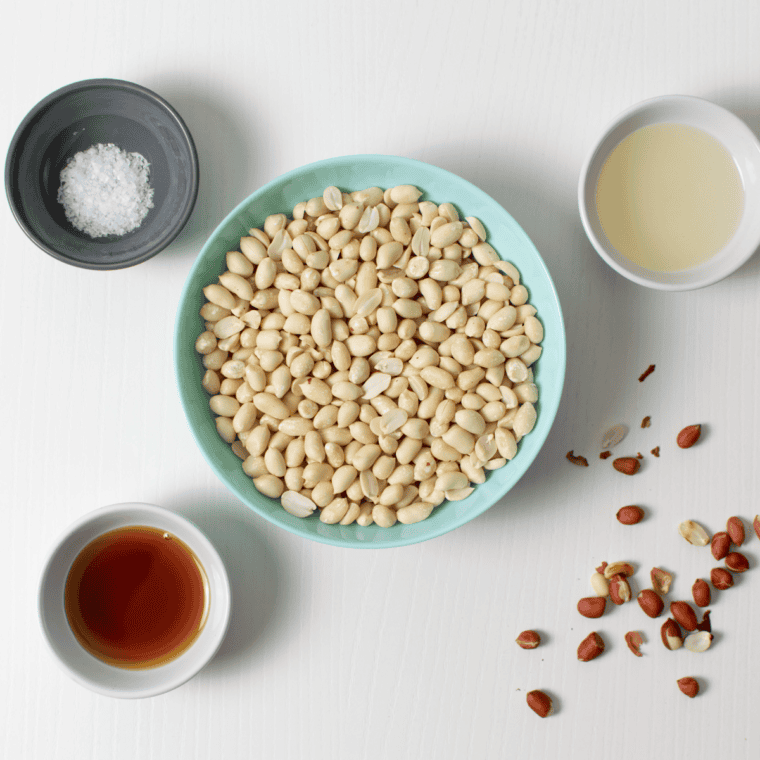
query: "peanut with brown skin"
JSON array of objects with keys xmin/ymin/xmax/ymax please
[
  {"xmin": 661, "ymin": 618, "xmax": 683, "ymax": 650},
  {"xmin": 692, "ymin": 579, "xmax": 711, "ymax": 607},
  {"xmin": 677, "ymin": 677, "xmax": 699, "ymax": 698},
  {"xmin": 711, "ymin": 531, "xmax": 731, "ymax": 560},
  {"xmin": 526, "ymin": 690, "xmax": 553, "ymax": 717},
  {"xmin": 577, "ymin": 632, "xmax": 605, "ymax": 662},
  {"xmin": 676, "ymin": 424, "xmax": 701, "ymax": 448},
  {"xmin": 637, "ymin": 589, "xmax": 664, "ymax": 618},
  {"xmin": 727, "ymin": 516, "xmax": 745, "ymax": 546},
  {"xmin": 711, "ymin": 567, "xmax": 734, "ymax": 590},
  {"xmin": 515, "ymin": 630, "xmax": 541, "ymax": 649},
  {"xmin": 577, "ymin": 597, "xmax": 606, "ymax": 618},
  {"xmin": 616, "ymin": 505, "xmax": 644, "ymax": 525},
  {"xmin": 725, "ymin": 552, "xmax": 749, "ymax": 573},
  {"xmin": 613, "ymin": 457, "xmax": 640, "ymax": 475},
  {"xmin": 609, "ymin": 574, "xmax": 631, "ymax": 605},
  {"xmin": 670, "ymin": 601, "xmax": 698, "ymax": 631}
]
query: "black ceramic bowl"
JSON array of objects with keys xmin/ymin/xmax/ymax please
[{"xmin": 5, "ymin": 78, "xmax": 199, "ymax": 270}]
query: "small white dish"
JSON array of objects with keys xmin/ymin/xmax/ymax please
[
  {"xmin": 578, "ymin": 94, "xmax": 760, "ymax": 290},
  {"xmin": 38, "ymin": 503, "xmax": 231, "ymax": 699}
]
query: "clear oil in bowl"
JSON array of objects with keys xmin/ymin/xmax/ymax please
[{"xmin": 595, "ymin": 122, "xmax": 744, "ymax": 272}]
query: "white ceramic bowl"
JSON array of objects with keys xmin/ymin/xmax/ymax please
[
  {"xmin": 38, "ymin": 503, "xmax": 231, "ymax": 698},
  {"xmin": 578, "ymin": 95, "xmax": 760, "ymax": 290}
]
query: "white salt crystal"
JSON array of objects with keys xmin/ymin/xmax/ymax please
[{"xmin": 57, "ymin": 143, "xmax": 155, "ymax": 238}]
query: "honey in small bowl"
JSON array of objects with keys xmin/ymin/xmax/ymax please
[{"xmin": 64, "ymin": 525, "xmax": 209, "ymax": 669}]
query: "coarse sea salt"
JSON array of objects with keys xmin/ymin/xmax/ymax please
[{"xmin": 57, "ymin": 143, "xmax": 154, "ymax": 238}]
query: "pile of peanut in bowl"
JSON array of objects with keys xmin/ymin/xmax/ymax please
[{"xmin": 194, "ymin": 184, "xmax": 544, "ymax": 528}]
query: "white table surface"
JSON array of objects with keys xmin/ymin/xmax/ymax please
[{"xmin": 3, "ymin": 1, "xmax": 760, "ymax": 758}]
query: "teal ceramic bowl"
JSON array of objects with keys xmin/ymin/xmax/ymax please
[{"xmin": 175, "ymin": 155, "xmax": 566, "ymax": 548}]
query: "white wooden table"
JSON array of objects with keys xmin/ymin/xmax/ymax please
[{"xmin": 3, "ymin": 1, "xmax": 759, "ymax": 757}]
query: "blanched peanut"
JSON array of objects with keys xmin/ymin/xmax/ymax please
[
  {"xmin": 346, "ymin": 480, "xmax": 364, "ymax": 503},
  {"xmin": 346, "ymin": 334, "xmax": 376, "ymax": 357},
  {"xmin": 233, "ymin": 403, "xmax": 257, "ymax": 434},
  {"xmin": 321, "ymin": 426, "xmax": 352, "ymax": 446},
  {"xmin": 430, "ymin": 222, "xmax": 463, "ymax": 248},
  {"xmin": 506, "ymin": 358, "xmax": 528, "ymax": 383},
  {"xmin": 486, "ymin": 305, "xmax": 517, "ymax": 332},
  {"xmin": 311, "ymin": 481, "xmax": 334, "ymax": 507},
  {"xmin": 313, "ymin": 405, "xmax": 338, "ymax": 429},
  {"xmin": 197, "ymin": 184, "xmax": 544, "ymax": 526},
  {"xmin": 420, "ymin": 366, "xmax": 455, "ymax": 390},
  {"xmin": 219, "ymin": 272, "xmax": 254, "ymax": 301},
  {"xmin": 353, "ymin": 444, "xmax": 382, "ymax": 471},
  {"xmin": 513, "ymin": 382, "xmax": 539, "ymax": 403},
  {"xmin": 372, "ymin": 504, "xmax": 397, "ymax": 527},
  {"xmin": 253, "ymin": 474, "xmax": 284, "ymax": 498},
  {"xmin": 278, "ymin": 417, "xmax": 315, "ymax": 436},
  {"xmin": 356, "ymin": 503, "xmax": 374, "ymax": 526},
  {"xmin": 264, "ymin": 448, "xmax": 286, "ymax": 478},
  {"xmin": 195, "ymin": 331, "xmax": 218, "ymax": 355},
  {"xmin": 202, "ymin": 370, "xmax": 221, "ymax": 395},
  {"xmin": 472, "ymin": 242, "xmax": 499, "ymax": 266},
  {"xmin": 332, "ymin": 381, "xmax": 363, "ymax": 401},
  {"xmin": 379, "ymin": 483, "xmax": 404, "ymax": 506},
  {"xmin": 252, "ymin": 393, "xmax": 289, "ymax": 419},
  {"xmin": 220, "ymin": 377, "xmax": 243, "ymax": 396},
  {"xmin": 320, "ymin": 497, "xmax": 350, "ymax": 524},
  {"xmin": 390, "ymin": 185, "xmax": 423, "ymax": 204},
  {"xmin": 513, "ymin": 403, "xmax": 537, "ymax": 438},
  {"xmin": 340, "ymin": 501, "xmax": 361, "ymax": 525},
  {"xmin": 429, "ymin": 259, "xmax": 461, "ymax": 282},
  {"xmin": 443, "ymin": 425, "xmax": 475, "ymax": 455},
  {"xmin": 397, "ymin": 502, "xmax": 434, "ymax": 524},
  {"xmin": 436, "ymin": 471, "xmax": 468, "ymax": 492},
  {"xmin": 461, "ymin": 457, "xmax": 485, "ymax": 484},
  {"xmin": 210, "ymin": 395, "xmax": 240, "ymax": 417},
  {"xmin": 495, "ymin": 427, "xmax": 517, "ymax": 460},
  {"xmin": 473, "ymin": 349, "xmax": 506, "ymax": 368},
  {"xmin": 243, "ymin": 454, "xmax": 268, "ymax": 477},
  {"xmin": 524, "ymin": 315, "xmax": 543, "ymax": 343},
  {"xmin": 514, "ymin": 304, "xmax": 536, "ymax": 323},
  {"xmin": 454, "ymin": 409, "xmax": 486, "ymax": 436},
  {"xmin": 481, "ymin": 401, "xmax": 507, "ymax": 422},
  {"xmin": 216, "ymin": 417, "xmax": 236, "ymax": 443},
  {"xmin": 332, "ymin": 464, "xmax": 358, "ymax": 493},
  {"xmin": 521, "ymin": 344, "xmax": 542, "ymax": 366},
  {"xmin": 502, "ymin": 335, "xmax": 531, "ymax": 358},
  {"xmin": 203, "ymin": 284, "xmax": 236, "ymax": 310}
]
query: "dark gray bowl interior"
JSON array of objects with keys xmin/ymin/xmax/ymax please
[{"xmin": 5, "ymin": 79, "xmax": 198, "ymax": 269}]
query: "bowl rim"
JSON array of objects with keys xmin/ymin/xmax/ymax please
[
  {"xmin": 37, "ymin": 502, "xmax": 231, "ymax": 698},
  {"xmin": 175, "ymin": 153, "xmax": 566, "ymax": 548},
  {"xmin": 5, "ymin": 77, "xmax": 200, "ymax": 270},
  {"xmin": 577, "ymin": 93, "xmax": 760, "ymax": 291}
]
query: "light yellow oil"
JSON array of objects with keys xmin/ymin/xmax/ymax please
[{"xmin": 595, "ymin": 123, "xmax": 744, "ymax": 272}]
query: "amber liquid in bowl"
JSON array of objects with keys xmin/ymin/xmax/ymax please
[{"xmin": 64, "ymin": 526, "xmax": 209, "ymax": 669}]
